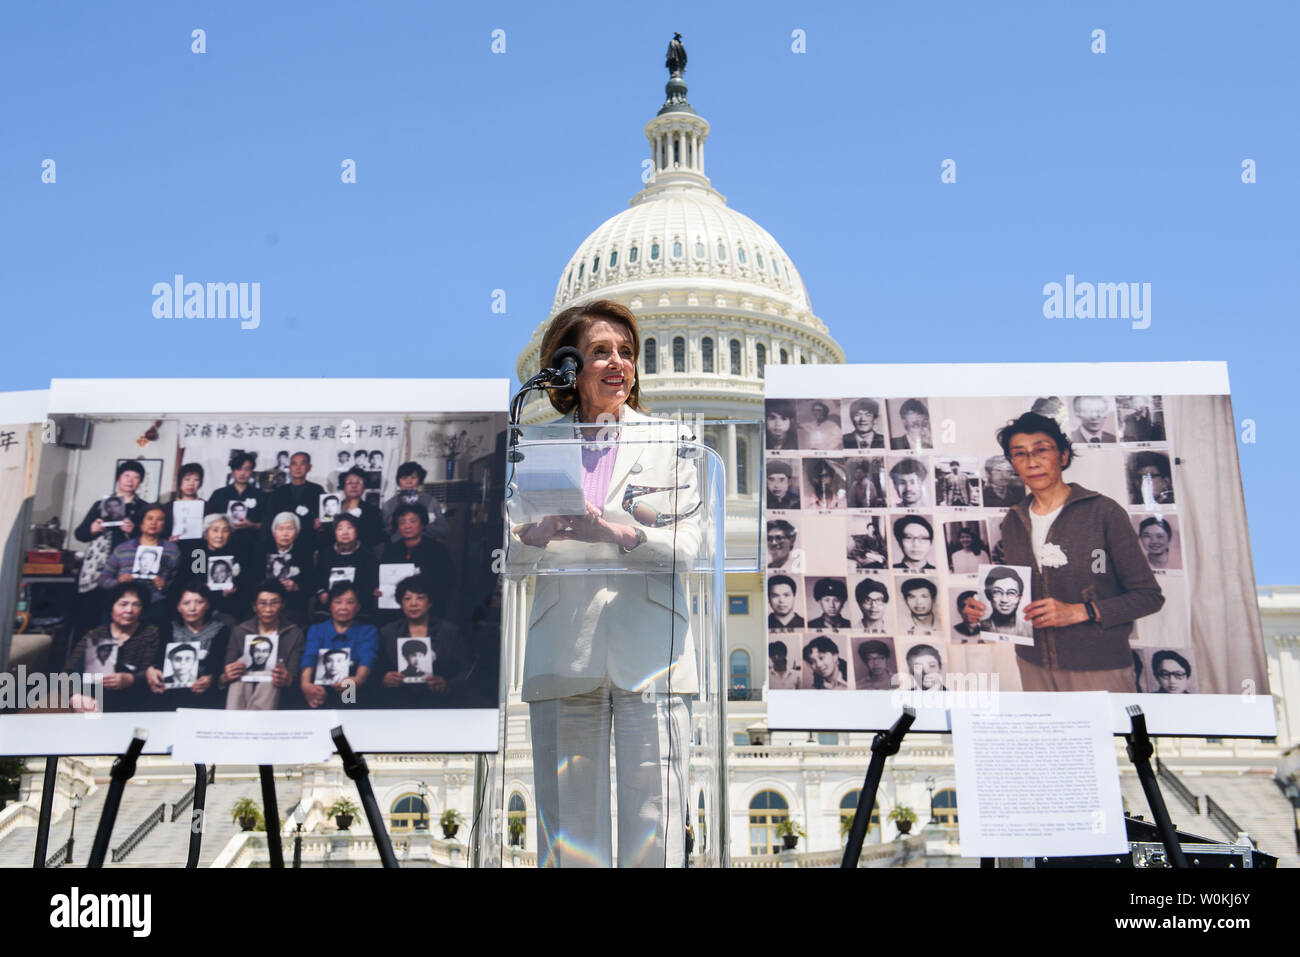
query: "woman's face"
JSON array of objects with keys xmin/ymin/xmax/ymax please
[
  {"xmin": 397, "ymin": 512, "xmax": 423, "ymax": 541},
  {"xmin": 205, "ymin": 519, "xmax": 231, "ymax": 549},
  {"xmin": 958, "ymin": 530, "xmax": 973, "ymax": 551},
  {"xmin": 398, "ymin": 473, "xmax": 420, "ymax": 491},
  {"xmin": 335, "ymin": 521, "xmax": 357, "ymax": 546},
  {"xmin": 272, "ymin": 521, "xmax": 296, "ymax": 549},
  {"xmin": 1140, "ymin": 525, "xmax": 1170, "ymax": 557},
  {"xmin": 401, "ymin": 590, "xmax": 431, "ymax": 621},
  {"xmin": 178, "ymin": 591, "xmax": 209, "ymax": 625},
  {"xmin": 330, "ymin": 590, "xmax": 359, "ymax": 625},
  {"xmin": 575, "ymin": 319, "xmax": 635, "ymax": 420},
  {"xmin": 808, "ymin": 647, "xmax": 838, "ymax": 681},
  {"xmin": 110, "ymin": 592, "xmax": 143, "ymax": 629},
  {"xmin": 117, "ymin": 470, "xmax": 142, "ymax": 496},
  {"xmin": 179, "ymin": 472, "xmax": 201, "ymax": 497},
  {"xmin": 140, "ymin": 508, "xmax": 166, "ymax": 539},
  {"xmin": 343, "ymin": 475, "xmax": 365, "ymax": 499},
  {"xmin": 899, "ymin": 522, "xmax": 931, "ymax": 562}
]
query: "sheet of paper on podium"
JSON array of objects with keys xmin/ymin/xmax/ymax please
[
  {"xmin": 511, "ymin": 440, "xmax": 586, "ymax": 523},
  {"xmin": 951, "ymin": 692, "xmax": 1128, "ymax": 858}
]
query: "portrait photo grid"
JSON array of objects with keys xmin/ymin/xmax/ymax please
[{"xmin": 764, "ymin": 393, "xmax": 1193, "ymax": 695}]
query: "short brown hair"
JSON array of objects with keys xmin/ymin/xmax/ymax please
[{"xmin": 536, "ymin": 299, "xmax": 645, "ymax": 416}]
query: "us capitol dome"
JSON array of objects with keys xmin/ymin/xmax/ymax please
[{"xmin": 515, "ymin": 46, "xmax": 845, "ymax": 423}]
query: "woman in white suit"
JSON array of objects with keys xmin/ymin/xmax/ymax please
[{"xmin": 508, "ymin": 299, "xmax": 702, "ymax": 867}]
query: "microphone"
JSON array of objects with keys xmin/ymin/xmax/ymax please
[{"xmin": 549, "ymin": 346, "xmax": 584, "ymax": 388}]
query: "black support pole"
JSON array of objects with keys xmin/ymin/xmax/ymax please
[
  {"xmin": 32, "ymin": 757, "xmax": 58, "ymax": 868},
  {"xmin": 332, "ymin": 726, "xmax": 398, "ymax": 869},
  {"xmin": 87, "ymin": 729, "xmax": 148, "ymax": 869},
  {"xmin": 259, "ymin": 765, "xmax": 284, "ymax": 868},
  {"xmin": 841, "ymin": 707, "xmax": 915, "ymax": 869},
  {"xmin": 185, "ymin": 763, "xmax": 207, "ymax": 869},
  {"xmin": 1123, "ymin": 705, "xmax": 1187, "ymax": 869}
]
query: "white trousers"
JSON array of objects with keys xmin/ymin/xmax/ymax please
[{"xmin": 530, "ymin": 682, "xmax": 691, "ymax": 868}]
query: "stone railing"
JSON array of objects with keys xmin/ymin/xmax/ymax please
[
  {"xmin": 218, "ymin": 830, "xmax": 474, "ymax": 868},
  {"xmin": 0, "ymin": 802, "xmax": 40, "ymax": 843},
  {"xmin": 730, "ymin": 835, "xmax": 924, "ymax": 868}
]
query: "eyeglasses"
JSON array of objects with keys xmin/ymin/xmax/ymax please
[
  {"xmin": 766, "ymin": 534, "xmax": 791, "ymax": 544},
  {"xmin": 1009, "ymin": 444, "xmax": 1059, "ymax": 465},
  {"xmin": 989, "ymin": 588, "xmax": 1020, "ymax": 599},
  {"xmin": 1156, "ymin": 670, "xmax": 1188, "ymax": 680},
  {"xmin": 621, "ymin": 484, "xmax": 701, "ymax": 528}
]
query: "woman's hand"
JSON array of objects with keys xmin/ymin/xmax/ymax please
[
  {"xmin": 152, "ymin": 575, "xmax": 165, "ymax": 591},
  {"xmin": 1023, "ymin": 598, "xmax": 1089, "ymax": 629},
  {"xmin": 145, "ymin": 666, "xmax": 166, "ymax": 694},
  {"xmin": 120, "ymin": 518, "xmax": 135, "ymax": 535},
  {"xmin": 191, "ymin": 675, "xmax": 212, "ymax": 694},
  {"xmin": 90, "ymin": 518, "xmax": 105, "ymax": 535},
  {"xmin": 223, "ymin": 661, "xmax": 246, "ymax": 684},
  {"xmin": 426, "ymin": 675, "xmax": 448, "ymax": 694},
  {"xmin": 303, "ymin": 683, "xmax": 326, "ymax": 708},
  {"xmin": 117, "ymin": 572, "xmax": 133, "ymax": 583},
  {"xmin": 382, "ymin": 671, "xmax": 404, "ymax": 688},
  {"xmin": 272, "ymin": 663, "xmax": 291, "ymax": 688},
  {"xmin": 551, "ymin": 502, "xmax": 637, "ymax": 548},
  {"xmin": 520, "ymin": 514, "xmax": 571, "ymax": 548},
  {"xmin": 101, "ymin": 673, "xmax": 132, "ymax": 691}
]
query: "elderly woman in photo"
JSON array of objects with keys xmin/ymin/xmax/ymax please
[
  {"xmin": 379, "ymin": 502, "xmax": 457, "ymax": 625},
  {"xmin": 968, "ymin": 411, "xmax": 1164, "ymax": 692},
  {"xmin": 377, "ymin": 574, "xmax": 468, "ymax": 709},
  {"xmin": 143, "ymin": 584, "xmax": 229, "ymax": 709},
  {"xmin": 300, "ymin": 581, "xmax": 379, "ymax": 708},
  {"xmin": 99, "ymin": 503, "xmax": 179, "ymax": 626},
  {"xmin": 259, "ymin": 512, "xmax": 314, "ymax": 626},
  {"xmin": 63, "ymin": 582, "xmax": 159, "ymax": 713},
  {"xmin": 183, "ymin": 513, "xmax": 249, "ymax": 624},
  {"xmin": 221, "ymin": 580, "xmax": 305, "ymax": 710},
  {"xmin": 73, "ymin": 459, "xmax": 152, "ymax": 635},
  {"xmin": 316, "ymin": 513, "xmax": 379, "ymax": 615},
  {"xmin": 507, "ymin": 299, "xmax": 701, "ymax": 868},
  {"xmin": 206, "ymin": 451, "xmax": 267, "ymax": 553}
]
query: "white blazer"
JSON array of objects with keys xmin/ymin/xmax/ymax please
[{"xmin": 508, "ymin": 408, "xmax": 704, "ymax": 703}]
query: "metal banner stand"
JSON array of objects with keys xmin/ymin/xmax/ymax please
[
  {"xmin": 1123, "ymin": 704, "xmax": 1188, "ymax": 868},
  {"xmin": 331, "ymin": 726, "xmax": 398, "ymax": 868},
  {"xmin": 259, "ymin": 765, "xmax": 284, "ymax": 868},
  {"xmin": 31, "ymin": 757, "xmax": 58, "ymax": 868},
  {"xmin": 86, "ymin": 728, "xmax": 148, "ymax": 869},
  {"xmin": 840, "ymin": 707, "xmax": 916, "ymax": 869},
  {"xmin": 185, "ymin": 763, "xmax": 208, "ymax": 869}
]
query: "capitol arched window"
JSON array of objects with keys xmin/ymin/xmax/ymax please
[
  {"xmin": 650, "ymin": 242, "xmax": 660, "ymax": 261},
  {"xmin": 629, "ymin": 244, "xmax": 638, "ymax": 264},
  {"xmin": 701, "ymin": 337, "xmax": 714, "ymax": 373},
  {"xmin": 644, "ymin": 338, "xmax": 657, "ymax": 374},
  {"xmin": 694, "ymin": 240, "xmax": 706, "ymax": 259},
  {"xmin": 593, "ymin": 255, "xmax": 600, "ymax": 274},
  {"xmin": 508, "ymin": 792, "xmax": 527, "ymax": 848},
  {"xmin": 933, "ymin": 788, "xmax": 958, "ymax": 827},
  {"xmin": 737, "ymin": 246, "xmax": 747, "ymax": 265},
  {"xmin": 756, "ymin": 251, "xmax": 765, "ymax": 269},
  {"xmin": 780, "ymin": 348, "xmax": 789, "ymax": 364},
  {"xmin": 389, "ymin": 793, "xmax": 430, "ymax": 833},
  {"xmin": 716, "ymin": 241, "xmax": 727, "ymax": 261},
  {"xmin": 771, "ymin": 257, "xmax": 780, "ymax": 278},
  {"xmin": 577, "ymin": 263, "xmax": 584, "ymax": 281},
  {"xmin": 672, "ymin": 336, "xmax": 686, "ymax": 373},
  {"xmin": 729, "ymin": 339, "xmax": 742, "ymax": 376},
  {"xmin": 755, "ymin": 343, "xmax": 767, "ymax": 379},
  {"xmin": 609, "ymin": 249, "xmax": 618, "ymax": 269},
  {"xmin": 748, "ymin": 790, "xmax": 789, "ymax": 856},
  {"xmin": 672, "ymin": 240, "xmax": 683, "ymax": 259},
  {"xmin": 729, "ymin": 649, "xmax": 751, "ymax": 699}
]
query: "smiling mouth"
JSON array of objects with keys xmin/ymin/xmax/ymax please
[{"xmin": 601, "ymin": 377, "xmax": 625, "ymax": 386}]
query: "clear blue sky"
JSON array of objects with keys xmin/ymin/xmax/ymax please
[{"xmin": 2, "ymin": 2, "xmax": 1296, "ymax": 579}]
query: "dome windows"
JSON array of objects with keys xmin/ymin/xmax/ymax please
[
  {"xmin": 593, "ymin": 255, "xmax": 600, "ymax": 274},
  {"xmin": 650, "ymin": 241, "xmax": 660, "ymax": 261},
  {"xmin": 694, "ymin": 239, "xmax": 706, "ymax": 259},
  {"xmin": 577, "ymin": 263, "xmax": 584, "ymax": 281},
  {"xmin": 644, "ymin": 338, "xmax": 657, "ymax": 374},
  {"xmin": 702, "ymin": 337, "xmax": 715, "ymax": 373},
  {"xmin": 771, "ymin": 257, "xmax": 780, "ymax": 278},
  {"xmin": 716, "ymin": 241, "xmax": 727, "ymax": 261},
  {"xmin": 737, "ymin": 246, "xmax": 746, "ymax": 265},
  {"xmin": 755, "ymin": 343, "xmax": 767, "ymax": 379},
  {"xmin": 672, "ymin": 336, "xmax": 686, "ymax": 373},
  {"xmin": 756, "ymin": 251, "xmax": 765, "ymax": 270},
  {"xmin": 730, "ymin": 339, "xmax": 742, "ymax": 376},
  {"xmin": 780, "ymin": 348, "xmax": 789, "ymax": 364},
  {"xmin": 609, "ymin": 249, "xmax": 618, "ymax": 269},
  {"xmin": 629, "ymin": 245, "xmax": 638, "ymax": 264},
  {"xmin": 672, "ymin": 240, "xmax": 683, "ymax": 259}
]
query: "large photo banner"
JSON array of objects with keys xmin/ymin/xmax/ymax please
[
  {"xmin": 763, "ymin": 362, "xmax": 1273, "ymax": 737},
  {"xmin": 0, "ymin": 379, "xmax": 508, "ymax": 755}
]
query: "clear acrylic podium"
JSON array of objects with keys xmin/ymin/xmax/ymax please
[{"xmin": 475, "ymin": 419, "xmax": 727, "ymax": 867}]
